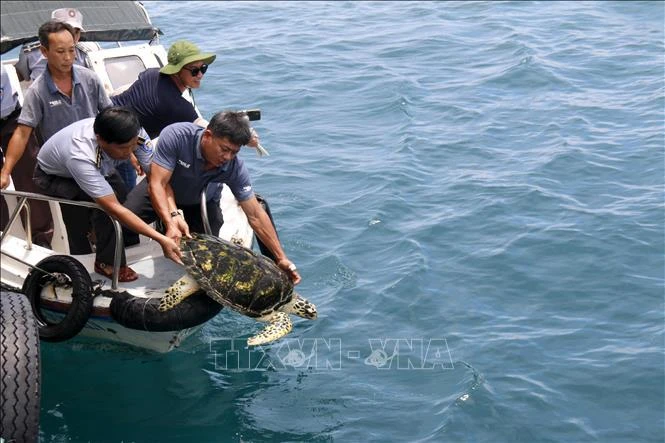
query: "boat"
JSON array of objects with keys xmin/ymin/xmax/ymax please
[{"xmin": 0, "ymin": 1, "xmax": 268, "ymax": 353}]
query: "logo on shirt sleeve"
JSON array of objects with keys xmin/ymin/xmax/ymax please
[
  {"xmin": 137, "ymin": 137, "xmax": 153, "ymax": 154},
  {"xmin": 178, "ymin": 159, "xmax": 191, "ymax": 168}
]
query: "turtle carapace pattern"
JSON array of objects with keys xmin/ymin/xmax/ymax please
[{"xmin": 159, "ymin": 233, "xmax": 317, "ymax": 345}]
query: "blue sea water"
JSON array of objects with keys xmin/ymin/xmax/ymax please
[{"xmin": 36, "ymin": 1, "xmax": 664, "ymax": 442}]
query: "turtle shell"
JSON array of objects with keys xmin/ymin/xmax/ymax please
[{"xmin": 180, "ymin": 233, "xmax": 293, "ymax": 317}]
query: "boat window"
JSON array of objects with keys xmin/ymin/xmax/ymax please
[{"xmin": 104, "ymin": 55, "xmax": 147, "ymax": 91}]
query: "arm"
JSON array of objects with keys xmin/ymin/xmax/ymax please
[
  {"xmin": 148, "ymin": 163, "xmax": 190, "ymax": 241},
  {"xmin": 0, "ymin": 124, "xmax": 34, "ymax": 189},
  {"xmin": 129, "ymin": 153, "xmax": 144, "ymax": 177},
  {"xmin": 246, "ymin": 127, "xmax": 269, "ymax": 157},
  {"xmin": 239, "ymin": 196, "xmax": 301, "ymax": 284},
  {"xmin": 94, "ymin": 193, "xmax": 182, "ymax": 264},
  {"xmin": 131, "ymin": 129, "xmax": 154, "ymax": 177}
]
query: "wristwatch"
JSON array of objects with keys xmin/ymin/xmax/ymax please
[{"xmin": 170, "ymin": 209, "xmax": 183, "ymax": 218}]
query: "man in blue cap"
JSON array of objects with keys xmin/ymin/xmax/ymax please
[{"xmin": 15, "ymin": 8, "xmax": 93, "ymax": 81}]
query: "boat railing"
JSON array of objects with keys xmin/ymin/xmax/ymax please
[
  {"xmin": 1, "ymin": 188, "xmax": 214, "ymax": 290},
  {"xmin": 200, "ymin": 188, "xmax": 212, "ymax": 236},
  {"xmin": 0, "ymin": 189, "xmax": 124, "ymax": 290}
]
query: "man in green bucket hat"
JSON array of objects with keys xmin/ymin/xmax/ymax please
[
  {"xmin": 159, "ymin": 40, "xmax": 216, "ymax": 76},
  {"xmin": 112, "ymin": 40, "xmax": 220, "ymax": 192},
  {"xmin": 112, "ymin": 39, "xmax": 265, "ymax": 246},
  {"xmin": 113, "ymin": 40, "xmax": 216, "ymax": 140}
]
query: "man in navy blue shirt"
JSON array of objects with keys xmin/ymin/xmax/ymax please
[
  {"xmin": 111, "ymin": 40, "xmax": 214, "ymax": 190},
  {"xmin": 15, "ymin": 8, "xmax": 92, "ymax": 82},
  {"xmin": 111, "ymin": 40, "xmax": 266, "ymax": 190},
  {"xmin": 124, "ymin": 111, "xmax": 301, "ymax": 284},
  {"xmin": 111, "ymin": 40, "xmax": 214, "ymax": 139}
]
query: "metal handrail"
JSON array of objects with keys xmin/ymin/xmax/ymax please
[
  {"xmin": 1, "ymin": 189, "xmax": 124, "ymax": 290},
  {"xmin": 200, "ymin": 189, "xmax": 212, "ymax": 235}
]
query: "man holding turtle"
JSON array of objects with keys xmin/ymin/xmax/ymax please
[{"xmin": 123, "ymin": 111, "xmax": 301, "ymax": 284}]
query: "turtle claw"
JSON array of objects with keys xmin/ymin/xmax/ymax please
[
  {"xmin": 159, "ymin": 275, "xmax": 201, "ymax": 312},
  {"xmin": 247, "ymin": 312, "xmax": 293, "ymax": 346},
  {"xmin": 284, "ymin": 293, "xmax": 318, "ymax": 320}
]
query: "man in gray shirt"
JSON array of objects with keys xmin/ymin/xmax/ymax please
[
  {"xmin": 34, "ymin": 107, "xmax": 181, "ymax": 282},
  {"xmin": 0, "ymin": 20, "xmax": 112, "ymax": 246}
]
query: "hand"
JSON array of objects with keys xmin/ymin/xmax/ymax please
[
  {"xmin": 130, "ymin": 153, "xmax": 144, "ymax": 176},
  {"xmin": 248, "ymin": 127, "xmax": 260, "ymax": 148},
  {"xmin": 165, "ymin": 215, "xmax": 191, "ymax": 244},
  {"xmin": 277, "ymin": 258, "xmax": 301, "ymax": 285},
  {"xmin": 160, "ymin": 236, "xmax": 183, "ymax": 265},
  {"xmin": 246, "ymin": 128, "xmax": 270, "ymax": 156},
  {"xmin": 0, "ymin": 169, "xmax": 11, "ymax": 190}
]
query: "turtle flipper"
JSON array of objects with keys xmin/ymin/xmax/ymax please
[
  {"xmin": 247, "ymin": 312, "xmax": 293, "ymax": 346},
  {"xmin": 282, "ymin": 293, "xmax": 317, "ymax": 320},
  {"xmin": 159, "ymin": 274, "xmax": 201, "ymax": 312}
]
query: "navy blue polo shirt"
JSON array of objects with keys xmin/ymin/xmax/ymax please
[
  {"xmin": 111, "ymin": 68, "xmax": 199, "ymax": 139},
  {"xmin": 153, "ymin": 122, "xmax": 254, "ymax": 205}
]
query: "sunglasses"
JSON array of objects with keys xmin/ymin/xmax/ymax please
[{"xmin": 183, "ymin": 64, "xmax": 208, "ymax": 76}]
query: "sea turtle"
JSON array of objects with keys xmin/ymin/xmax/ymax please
[{"xmin": 158, "ymin": 233, "xmax": 317, "ymax": 345}]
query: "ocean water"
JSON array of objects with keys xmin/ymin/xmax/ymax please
[{"xmin": 36, "ymin": 1, "xmax": 663, "ymax": 442}]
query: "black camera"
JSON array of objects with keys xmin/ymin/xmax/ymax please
[{"xmin": 242, "ymin": 109, "xmax": 261, "ymax": 121}]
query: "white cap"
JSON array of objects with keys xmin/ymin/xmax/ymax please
[{"xmin": 51, "ymin": 8, "xmax": 85, "ymax": 31}]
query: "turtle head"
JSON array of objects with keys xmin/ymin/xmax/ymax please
[{"xmin": 288, "ymin": 292, "xmax": 317, "ymax": 320}]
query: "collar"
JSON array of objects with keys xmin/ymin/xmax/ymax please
[
  {"xmin": 195, "ymin": 127, "xmax": 205, "ymax": 161},
  {"xmin": 96, "ymin": 145, "xmax": 118, "ymax": 176},
  {"xmin": 161, "ymin": 70, "xmax": 187, "ymax": 94},
  {"xmin": 45, "ymin": 65, "xmax": 80, "ymax": 94},
  {"xmin": 95, "ymin": 145, "xmax": 104, "ymax": 169}
]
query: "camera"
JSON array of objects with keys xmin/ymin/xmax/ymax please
[{"xmin": 242, "ymin": 109, "xmax": 261, "ymax": 121}]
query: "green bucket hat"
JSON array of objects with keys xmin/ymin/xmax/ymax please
[{"xmin": 160, "ymin": 40, "xmax": 216, "ymax": 75}]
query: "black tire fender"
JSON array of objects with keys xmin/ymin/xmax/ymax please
[
  {"xmin": 22, "ymin": 255, "xmax": 94, "ymax": 342},
  {"xmin": 0, "ymin": 291, "xmax": 41, "ymax": 443},
  {"xmin": 110, "ymin": 290, "xmax": 223, "ymax": 332}
]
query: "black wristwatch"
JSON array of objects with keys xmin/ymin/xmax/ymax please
[{"xmin": 170, "ymin": 209, "xmax": 183, "ymax": 218}]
